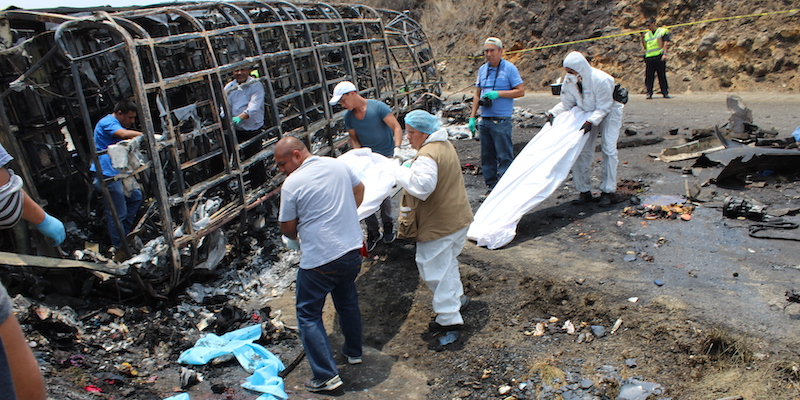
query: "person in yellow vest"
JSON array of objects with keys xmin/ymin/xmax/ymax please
[
  {"xmin": 642, "ymin": 18, "xmax": 671, "ymax": 99},
  {"xmin": 394, "ymin": 110, "xmax": 473, "ymax": 333}
]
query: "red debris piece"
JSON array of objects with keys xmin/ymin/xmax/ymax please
[{"xmin": 85, "ymin": 385, "xmax": 103, "ymax": 393}]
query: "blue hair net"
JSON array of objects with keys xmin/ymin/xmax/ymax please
[{"xmin": 404, "ymin": 110, "xmax": 440, "ymax": 134}]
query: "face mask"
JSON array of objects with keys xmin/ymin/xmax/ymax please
[{"xmin": 564, "ymin": 73, "xmax": 577, "ymax": 84}]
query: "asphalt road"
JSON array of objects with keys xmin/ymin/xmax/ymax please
[{"xmin": 505, "ymin": 91, "xmax": 800, "ymax": 347}]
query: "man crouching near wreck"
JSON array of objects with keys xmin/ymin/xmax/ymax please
[
  {"xmin": 395, "ymin": 110, "xmax": 473, "ymax": 334},
  {"xmin": 275, "ymin": 136, "xmax": 365, "ymax": 395}
]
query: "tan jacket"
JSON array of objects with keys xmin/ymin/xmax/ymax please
[{"xmin": 398, "ymin": 140, "xmax": 473, "ymax": 242}]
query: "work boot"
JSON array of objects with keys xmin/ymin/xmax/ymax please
[
  {"xmin": 646, "ymin": 93, "xmax": 653, "ymax": 99},
  {"xmin": 571, "ymin": 192, "xmax": 593, "ymax": 205},
  {"xmin": 598, "ymin": 192, "xmax": 613, "ymax": 206},
  {"xmin": 663, "ymin": 94, "xmax": 671, "ymax": 99}
]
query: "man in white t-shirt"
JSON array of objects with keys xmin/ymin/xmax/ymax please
[{"xmin": 276, "ymin": 136, "xmax": 365, "ymax": 395}]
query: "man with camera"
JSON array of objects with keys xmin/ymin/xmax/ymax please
[{"xmin": 468, "ymin": 37, "xmax": 525, "ymax": 194}]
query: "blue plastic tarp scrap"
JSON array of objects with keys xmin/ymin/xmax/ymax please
[
  {"xmin": 163, "ymin": 393, "xmax": 190, "ymax": 400},
  {"xmin": 178, "ymin": 324, "xmax": 262, "ymax": 364},
  {"xmin": 176, "ymin": 325, "xmax": 287, "ymax": 399}
]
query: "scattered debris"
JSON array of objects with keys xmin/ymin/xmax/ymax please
[
  {"xmin": 611, "ymin": 318, "xmax": 623, "ymax": 334},
  {"xmin": 617, "ymin": 378, "xmax": 664, "ymax": 400},
  {"xmin": 623, "ymin": 196, "xmax": 694, "ymax": 221},
  {"xmin": 694, "ymin": 147, "xmax": 800, "ymax": 184}
]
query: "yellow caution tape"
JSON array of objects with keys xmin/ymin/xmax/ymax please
[{"xmin": 440, "ymin": 8, "xmax": 800, "ymax": 61}]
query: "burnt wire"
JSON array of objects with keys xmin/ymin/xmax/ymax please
[{"xmin": 748, "ymin": 219, "xmax": 800, "ymax": 241}]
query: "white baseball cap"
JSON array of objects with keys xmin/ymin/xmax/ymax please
[
  {"xmin": 484, "ymin": 37, "xmax": 503, "ymax": 49},
  {"xmin": 329, "ymin": 81, "xmax": 357, "ymax": 105}
]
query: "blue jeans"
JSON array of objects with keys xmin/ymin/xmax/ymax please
[
  {"xmin": 296, "ymin": 249, "xmax": 363, "ymax": 381},
  {"xmin": 94, "ymin": 178, "xmax": 143, "ymax": 248},
  {"xmin": 479, "ymin": 117, "xmax": 513, "ymax": 189}
]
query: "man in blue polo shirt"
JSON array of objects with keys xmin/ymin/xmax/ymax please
[
  {"xmin": 468, "ymin": 37, "xmax": 525, "ymax": 194},
  {"xmin": 91, "ymin": 99, "xmax": 144, "ymax": 253}
]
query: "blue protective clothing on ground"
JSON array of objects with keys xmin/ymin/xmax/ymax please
[
  {"xmin": 177, "ymin": 324, "xmax": 287, "ymax": 399},
  {"xmin": 162, "ymin": 393, "xmax": 190, "ymax": 400}
]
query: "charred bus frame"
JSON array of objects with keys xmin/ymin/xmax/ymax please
[{"xmin": 0, "ymin": 1, "xmax": 441, "ymax": 294}]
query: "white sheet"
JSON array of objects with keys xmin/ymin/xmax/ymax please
[
  {"xmin": 337, "ymin": 148, "xmax": 398, "ymax": 221},
  {"xmin": 467, "ymin": 107, "xmax": 591, "ymax": 249}
]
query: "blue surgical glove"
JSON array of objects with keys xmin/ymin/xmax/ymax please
[
  {"xmin": 468, "ymin": 117, "xmax": 477, "ymax": 135},
  {"xmin": 483, "ymin": 91, "xmax": 500, "ymax": 100},
  {"xmin": 36, "ymin": 213, "xmax": 65, "ymax": 246},
  {"xmin": 232, "ymin": 116, "xmax": 242, "ymax": 125}
]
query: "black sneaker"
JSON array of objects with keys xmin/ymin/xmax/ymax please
[
  {"xmin": 598, "ymin": 192, "xmax": 613, "ymax": 206},
  {"xmin": 383, "ymin": 226, "xmax": 396, "ymax": 244},
  {"xmin": 366, "ymin": 232, "xmax": 383, "ymax": 253},
  {"xmin": 571, "ymin": 191, "xmax": 594, "ymax": 205},
  {"xmin": 428, "ymin": 321, "xmax": 463, "ymax": 332},
  {"xmin": 305, "ymin": 374, "xmax": 344, "ymax": 394}
]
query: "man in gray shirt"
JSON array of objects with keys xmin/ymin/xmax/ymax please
[
  {"xmin": 277, "ymin": 136, "xmax": 365, "ymax": 395},
  {"xmin": 225, "ymin": 65, "xmax": 266, "ymax": 185}
]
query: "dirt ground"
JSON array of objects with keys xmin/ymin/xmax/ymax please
[
  {"xmin": 277, "ymin": 92, "xmax": 800, "ymax": 400},
  {"xmin": 15, "ymin": 91, "xmax": 800, "ymax": 400}
]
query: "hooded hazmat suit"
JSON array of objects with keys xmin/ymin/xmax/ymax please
[{"xmin": 548, "ymin": 51, "xmax": 624, "ymax": 194}]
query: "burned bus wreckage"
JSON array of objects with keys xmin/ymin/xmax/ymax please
[{"xmin": 0, "ymin": 2, "xmax": 442, "ymax": 297}]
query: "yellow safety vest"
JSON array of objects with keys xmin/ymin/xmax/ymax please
[{"xmin": 644, "ymin": 27, "xmax": 669, "ymax": 58}]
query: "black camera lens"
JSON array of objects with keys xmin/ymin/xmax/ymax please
[{"xmin": 479, "ymin": 98, "xmax": 493, "ymax": 107}]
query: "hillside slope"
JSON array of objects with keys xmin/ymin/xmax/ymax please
[{"xmin": 353, "ymin": 0, "xmax": 800, "ymax": 95}]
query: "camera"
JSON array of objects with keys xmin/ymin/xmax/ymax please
[{"xmin": 478, "ymin": 98, "xmax": 493, "ymax": 107}]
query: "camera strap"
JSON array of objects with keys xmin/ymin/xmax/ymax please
[{"xmin": 483, "ymin": 59, "xmax": 502, "ymax": 91}]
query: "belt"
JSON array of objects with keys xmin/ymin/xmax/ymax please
[{"xmin": 482, "ymin": 116, "xmax": 510, "ymax": 120}]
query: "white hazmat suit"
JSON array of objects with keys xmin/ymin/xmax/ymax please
[{"xmin": 548, "ymin": 51, "xmax": 624, "ymax": 194}]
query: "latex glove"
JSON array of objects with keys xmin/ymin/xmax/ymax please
[
  {"xmin": 402, "ymin": 159, "xmax": 413, "ymax": 168},
  {"xmin": 393, "ymin": 147, "xmax": 403, "ymax": 159},
  {"xmin": 281, "ymin": 235, "xmax": 300, "ymax": 250},
  {"xmin": 483, "ymin": 90, "xmax": 500, "ymax": 100},
  {"xmin": 545, "ymin": 113, "xmax": 554, "ymax": 126},
  {"xmin": 36, "ymin": 213, "xmax": 66, "ymax": 246},
  {"xmin": 580, "ymin": 121, "xmax": 593, "ymax": 134},
  {"xmin": 468, "ymin": 117, "xmax": 477, "ymax": 136},
  {"xmin": 232, "ymin": 116, "xmax": 242, "ymax": 125}
]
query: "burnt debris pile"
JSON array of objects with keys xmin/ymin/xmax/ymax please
[{"xmin": 0, "ymin": 2, "xmax": 442, "ymax": 297}]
